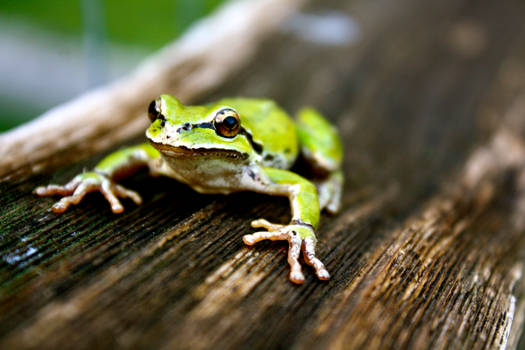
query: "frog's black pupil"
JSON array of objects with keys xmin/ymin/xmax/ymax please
[{"xmin": 224, "ymin": 116, "xmax": 237, "ymax": 129}]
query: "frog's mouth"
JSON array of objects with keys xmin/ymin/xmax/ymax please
[{"xmin": 150, "ymin": 141, "xmax": 248, "ymax": 160}]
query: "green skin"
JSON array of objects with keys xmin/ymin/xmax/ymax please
[{"xmin": 35, "ymin": 95, "xmax": 343, "ymax": 284}]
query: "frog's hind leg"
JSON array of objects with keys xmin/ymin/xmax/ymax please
[
  {"xmin": 296, "ymin": 107, "xmax": 344, "ymax": 214},
  {"xmin": 242, "ymin": 167, "xmax": 330, "ymax": 283},
  {"xmin": 314, "ymin": 170, "xmax": 343, "ymax": 214}
]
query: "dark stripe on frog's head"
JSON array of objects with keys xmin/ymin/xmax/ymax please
[
  {"xmin": 240, "ymin": 129, "xmax": 263, "ymax": 154},
  {"xmin": 176, "ymin": 122, "xmax": 214, "ymax": 133}
]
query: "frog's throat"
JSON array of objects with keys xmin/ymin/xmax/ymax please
[{"xmin": 150, "ymin": 141, "xmax": 248, "ymax": 160}]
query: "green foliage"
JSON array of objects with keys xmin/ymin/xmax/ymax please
[
  {"xmin": 1, "ymin": 0, "xmax": 83, "ymax": 35},
  {"xmin": 0, "ymin": 0, "xmax": 228, "ymax": 132},
  {"xmin": 0, "ymin": 0, "xmax": 228, "ymax": 50}
]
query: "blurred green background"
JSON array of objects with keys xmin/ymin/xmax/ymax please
[{"xmin": 0, "ymin": 0, "xmax": 228, "ymax": 132}]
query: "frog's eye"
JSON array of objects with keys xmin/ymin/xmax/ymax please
[
  {"xmin": 214, "ymin": 108, "xmax": 241, "ymax": 138},
  {"xmin": 148, "ymin": 98, "xmax": 164, "ymax": 123}
]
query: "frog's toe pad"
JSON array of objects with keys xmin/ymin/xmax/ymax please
[
  {"xmin": 302, "ymin": 237, "xmax": 330, "ymax": 281},
  {"xmin": 290, "ymin": 270, "xmax": 305, "ymax": 284}
]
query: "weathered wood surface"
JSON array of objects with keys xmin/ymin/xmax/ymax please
[{"xmin": 2, "ymin": 0, "xmax": 525, "ymax": 349}]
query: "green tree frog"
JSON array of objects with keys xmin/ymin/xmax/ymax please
[{"xmin": 35, "ymin": 95, "xmax": 343, "ymax": 284}]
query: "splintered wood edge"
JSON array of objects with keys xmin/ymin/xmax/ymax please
[{"xmin": 0, "ymin": 0, "xmax": 305, "ymax": 179}]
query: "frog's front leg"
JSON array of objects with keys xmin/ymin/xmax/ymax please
[
  {"xmin": 242, "ymin": 167, "xmax": 330, "ymax": 284},
  {"xmin": 35, "ymin": 143, "xmax": 161, "ymax": 213}
]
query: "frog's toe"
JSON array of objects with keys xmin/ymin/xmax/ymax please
[
  {"xmin": 52, "ymin": 196, "xmax": 83, "ymax": 213},
  {"xmin": 99, "ymin": 180, "xmax": 143, "ymax": 213},
  {"xmin": 244, "ymin": 218, "xmax": 290, "ymax": 244},
  {"xmin": 100, "ymin": 185, "xmax": 124, "ymax": 214},
  {"xmin": 35, "ymin": 185, "xmax": 66, "ymax": 196},
  {"xmin": 50, "ymin": 181, "xmax": 98, "ymax": 213},
  {"xmin": 242, "ymin": 229, "xmax": 287, "ymax": 245},
  {"xmin": 250, "ymin": 218, "xmax": 284, "ymax": 231},
  {"xmin": 302, "ymin": 237, "xmax": 330, "ymax": 281},
  {"xmin": 288, "ymin": 231, "xmax": 305, "ymax": 284},
  {"xmin": 34, "ymin": 178, "xmax": 82, "ymax": 197},
  {"xmin": 114, "ymin": 184, "xmax": 142, "ymax": 205}
]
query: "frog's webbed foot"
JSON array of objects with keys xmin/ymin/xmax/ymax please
[
  {"xmin": 243, "ymin": 219, "xmax": 330, "ymax": 284},
  {"xmin": 34, "ymin": 172, "xmax": 141, "ymax": 214}
]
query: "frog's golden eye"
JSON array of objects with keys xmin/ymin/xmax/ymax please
[
  {"xmin": 214, "ymin": 108, "xmax": 241, "ymax": 138},
  {"xmin": 148, "ymin": 98, "xmax": 164, "ymax": 123}
]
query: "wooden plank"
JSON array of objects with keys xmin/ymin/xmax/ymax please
[{"xmin": 2, "ymin": 0, "xmax": 525, "ymax": 349}]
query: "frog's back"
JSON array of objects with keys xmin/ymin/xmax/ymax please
[{"xmin": 211, "ymin": 98, "xmax": 299, "ymax": 168}]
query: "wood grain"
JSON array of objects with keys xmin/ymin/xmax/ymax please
[{"xmin": 2, "ymin": 0, "xmax": 525, "ymax": 349}]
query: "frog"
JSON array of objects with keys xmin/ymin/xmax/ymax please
[{"xmin": 35, "ymin": 95, "xmax": 344, "ymax": 284}]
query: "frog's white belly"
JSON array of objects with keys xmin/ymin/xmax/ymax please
[{"xmin": 156, "ymin": 155, "xmax": 251, "ymax": 194}]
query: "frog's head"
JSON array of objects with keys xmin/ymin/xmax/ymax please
[{"xmin": 145, "ymin": 94, "xmax": 256, "ymax": 161}]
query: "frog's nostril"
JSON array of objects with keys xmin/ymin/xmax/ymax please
[{"xmin": 177, "ymin": 122, "xmax": 192, "ymax": 134}]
